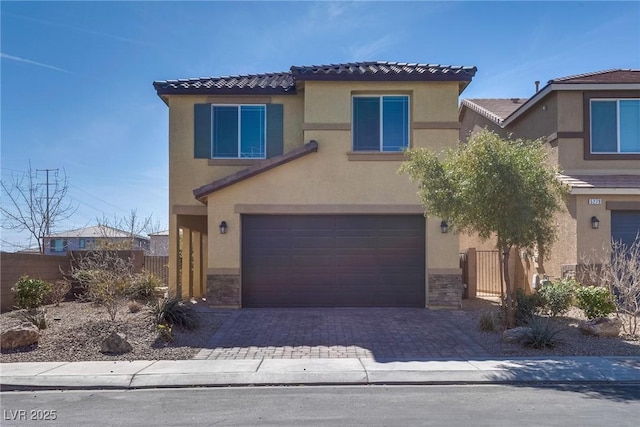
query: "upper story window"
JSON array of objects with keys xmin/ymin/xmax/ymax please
[
  {"xmin": 352, "ymin": 95, "xmax": 409, "ymax": 152},
  {"xmin": 212, "ymin": 105, "xmax": 266, "ymax": 159},
  {"xmin": 194, "ymin": 103, "xmax": 283, "ymax": 161},
  {"xmin": 590, "ymin": 99, "xmax": 640, "ymax": 153}
]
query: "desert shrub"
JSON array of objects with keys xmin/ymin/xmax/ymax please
[
  {"xmin": 128, "ymin": 300, "xmax": 143, "ymax": 313},
  {"xmin": 523, "ymin": 316, "xmax": 563, "ymax": 349},
  {"xmin": 147, "ymin": 296, "xmax": 199, "ymax": 331},
  {"xmin": 48, "ymin": 279, "xmax": 72, "ymax": 306},
  {"xmin": 156, "ymin": 323, "xmax": 174, "ymax": 342},
  {"xmin": 126, "ymin": 271, "xmax": 161, "ymax": 301},
  {"xmin": 515, "ymin": 288, "xmax": 544, "ymax": 326},
  {"xmin": 581, "ymin": 237, "xmax": 640, "ymax": 336},
  {"xmin": 575, "ymin": 286, "xmax": 616, "ymax": 319},
  {"xmin": 478, "ymin": 310, "xmax": 499, "ymax": 332},
  {"xmin": 11, "ymin": 276, "xmax": 52, "ymax": 309},
  {"xmin": 70, "ymin": 250, "xmax": 135, "ymax": 322},
  {"xmin": 537, "ymin": 278, "xmax": 576, "ymax": 317},
  {"xmin": 18, "ymin": 308, "xmax": 47, "ymax": 330}
]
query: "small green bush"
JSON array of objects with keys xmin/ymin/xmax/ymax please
[
  {"xmin": 575, "ymin": 286, "xmax": 616, "ymax": 319},
  {"xmin": 523, "ymin": 316, "xmax": 563, "ymax": 349},
  {"xmin": 11, "ymin": 276, "xmax": 52, "ymax": 309},
  {"xmin": 515, "ymin": 288, "xmax": 544, "ymax": 326},
  {"xmin": 537, "ymin": 278, "xmax": 576, "ymax": 317},
  {"xmin": 126, "ymin": 271, "xmax": 161, "ymax": 301},
  {"xmin": 478, "ymin": 310, "xmax": 499, "ymax": 332},
  {"xmin": 147, "ymin": 296, "xmax": 199, "ymax": 331}
]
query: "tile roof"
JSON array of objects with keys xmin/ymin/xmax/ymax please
[
  {"xmin": 290, "ymin": 62, "xmax": 477, "ymax": 81},
  {"xmin": 153, "ymin": 72, "xmax": 295, "ymax": 95},
  {"xmin": 460, "ymin": 98, "xmax": 528, "ymax": 124},
  {"xmin": 194, "ymin": 140, "xmax": 319, "ymax": 202},
  {"xmin": 557, "ymin": 174, "xmax": 640, "ymax": 189},
  {"xmin": 154, "ymin": 61, "xmax": 477, "ymax": 95},
  {"xmin": 550, "ymin": 69, "xmax": 640, "ymax": 84}
]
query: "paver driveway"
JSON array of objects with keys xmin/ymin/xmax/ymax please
[{"xmin": 194, "ymin": 308, "xmax": 491, "ymax": 360}]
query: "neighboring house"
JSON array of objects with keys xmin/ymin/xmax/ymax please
[
  {"xmin": 459, "ymin": 69, "xmax": 640, "ymax": 280},
  {"xmin": 153, "ymin": 61, "xmax": 477, "ymax": 308},
  {"xmin": 44, "ymin": 225, "xmax": 151, "ymax": 256},
  {"xmin": 149, "ymin": 230, "xmax": 169, "ymax": 256}
]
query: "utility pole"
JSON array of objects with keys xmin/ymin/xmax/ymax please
[{"xmin": 36, "ymin": 168, "xmax": 59, "ymax": 237}]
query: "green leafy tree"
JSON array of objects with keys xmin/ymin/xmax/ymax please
[{"xmin": 400, "ymin": 129, "xmax": 567, "ymax": 326}]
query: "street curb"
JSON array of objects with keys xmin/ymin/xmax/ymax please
[{"xmin": 2, "ymin": 356, "xmax": 639, "ymax": 392}]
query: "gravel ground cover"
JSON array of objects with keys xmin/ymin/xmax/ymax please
[
  {"xmin": 455, "ymin": 297, "xmax": 640, "ymax": 357},
  {"xmin": 0, "ymin": 300, "xmax": 230, "ymax": 363},
  {"xmin": 1, "ymin": 297, "xmax": 638, "ymax": 362}
]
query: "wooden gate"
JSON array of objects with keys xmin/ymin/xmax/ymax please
[{"xmin": 460, "ymin": 248, "xmax": 503, "ymax": 298}]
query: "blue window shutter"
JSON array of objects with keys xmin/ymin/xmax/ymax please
[
  {"xmin": 382, "ymin": 96, "xmax": 409, "ymax": 151},
  {"xmin": 353, "ymin": 97, "xmax": 380, "ymax": 151},
  {"xmin": 194, "ymin": 104, "xmax": 212, "ymax": 158},
  {"xmin": 213, "ymin": 106, "xmax": 239, "ymax": 157},
  {"xmin": 620, "ymin": 100, "xmax": 640, "ymax": 152},
  {"xmin": 591, "ymin": 101, "xmax": 617, "ymax": 153},
  {"xmin": 266, "ymin": 104, "xmax": 284, "ymax": 158}
]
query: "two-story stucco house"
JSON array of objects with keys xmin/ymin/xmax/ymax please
[
  {"xmin": 153, "ymin": 61, "xmax": 477, "ymax": 308},
  {"xmin": 459, "ymin": 69, "xmax": 640, "ymax": 281}
]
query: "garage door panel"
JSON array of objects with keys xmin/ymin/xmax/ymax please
[
  {"xmin": 335, "ymin": 236, "xmax": 378, "ymax": 248},
  {"xmin": 242, "ymin": 214, "xmax": 425, "ymax": 307},
  {"xmin": 611, "ymin": 211, "xmax": 640, "ymax": 248},
  {"xmin": 292, "ymin": 236, "xmax": 335, "ymax": 249}
]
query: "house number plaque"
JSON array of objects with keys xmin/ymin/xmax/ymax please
[{"xmin": 588, "ymin": 198, "xmax": 602, "ymax": 205}]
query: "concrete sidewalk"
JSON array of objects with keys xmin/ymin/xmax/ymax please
[{"xmin": 1, "ymin": 356, "xmax": 639, "ymax": 390}]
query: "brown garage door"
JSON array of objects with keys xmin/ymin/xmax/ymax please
[{"xmin": 241, "ymin": 214, "xmax": 425, "ymax": 307}]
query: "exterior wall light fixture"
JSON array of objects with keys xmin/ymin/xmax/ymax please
[
  {"xmin": 591, "ymin": 216, "xmax": 599, "ymax": 230},
  {"xmin": 440, "ymin": 220, "xmax": 449, "ymax": 234},
  {"xmin": 219, "ymin": 221, "xmax": 228, "ymax": 234}
]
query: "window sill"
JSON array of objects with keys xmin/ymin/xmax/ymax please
[
  {"xmin": 584, "ymin": 153, "xmax": 640, "ymax": 160},
  {"xmin": 208, "ymin": 159, "xmax": 264, "ymax": 166},
  {"xmin": 347, "ymin": 152, "xmax": 408, "ymax": 161}
]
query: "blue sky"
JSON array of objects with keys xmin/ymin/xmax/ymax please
[{"xmin": 1, "ymin": 1, "xmax": 639, "ymax": 250}]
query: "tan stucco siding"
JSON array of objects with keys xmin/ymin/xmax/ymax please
[
  {"xmin": 167, "ymin": 94, "xmax": 304, "ymax": 208},
  {"xmin": 508, "ymin": 92, "xmax": 558, "ymax": 142},
  {"xmin": 205, "ymin": 133, "xmax": 458, "ymax": 271},
  {"xmin": 556, "ymin": 90, "xmax": 640, "ymax": 172},
  {"xmin": 304, "ymin": 81, "xmax": 460, "ymax": 126}
]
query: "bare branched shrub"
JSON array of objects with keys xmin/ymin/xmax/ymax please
[
  {"xmin": 48, "ymin": 279, "xmax": 72, "ymax": 306},
  {"xmin": 70, "ymin": 250, "xmax": 135, "ymax": 323},
  {"xmin": 582, "ymin": 236, "xmax": 640, "ymax": 336}
]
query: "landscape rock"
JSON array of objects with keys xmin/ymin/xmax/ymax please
[
  {"xmin": 1, "ymin": 323, "xmax": 40, "ymax": 350},
  {"xmin": 578, "ymin": 318, "xmax": 622, "ymax": 337},
  {"xmin": 502, "ymin": 326, "xmax": 532, "ymax": 343},
  {"xmin": 101, "ymin": 331, "xmax": 133, "ymax": 353}
]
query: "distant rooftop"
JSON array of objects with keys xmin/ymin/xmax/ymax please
[
  {"xmin": 46, "ymin": 225, "xmax": 149, "ymax": 240},
  {"xmin": 460, "ymin": 98, "xmax": 528, "ymax": 124}
]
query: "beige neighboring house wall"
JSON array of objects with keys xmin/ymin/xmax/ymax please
[
  {"xmin": 155, "ymin": 62, "xmax": 477, "ymax": 308},
  {"xmin": 459, "ymin": 69, "xmax": 640, "ymax": 281}
]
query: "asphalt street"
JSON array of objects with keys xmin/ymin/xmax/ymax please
[{"xmin": 2, "ymin": 384, "xmax": 639, "ymax": 426}]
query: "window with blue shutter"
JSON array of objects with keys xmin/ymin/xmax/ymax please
[
  {"xmin": 194, "ymin": 103, "xmax": 283, "ymax": 159},
  {"xmin": 591, "ymin": 99, "xmax": 640, "ymax": 153},
  {"xmin": 353, "ymin": 95, "xmax": 409, "ymax": 152}
]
